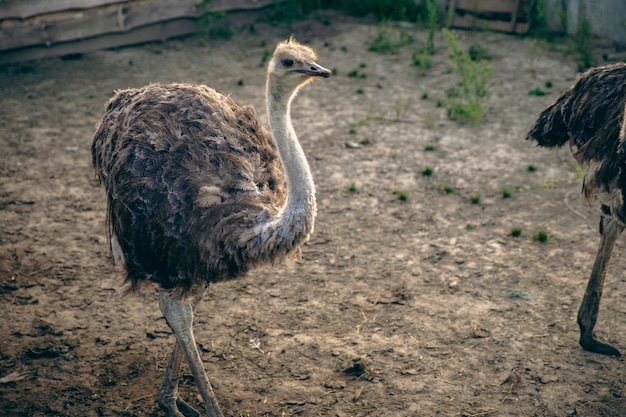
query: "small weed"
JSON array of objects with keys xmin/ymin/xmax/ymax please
[
  {"xmin": 356, "ymin": 88, "xmax": 364, "ymax": 94},
  {"xmin": 196, "ymin": 3, "xmax": 237, "ymax": 39},
  {"xmin": 442, "ymin": 29, "xmax": 492, "ymax": 125},
  {"xmin": 412, "ymin": 49, "xmax": 433, "ymax": 74},
  {"xmin": 468, "ymin": 44, "xmax": 490, "ymax": 61},
  {"xmin": 424, "ymin": 144, "xmax": 435, "ymax": 151},
  {"xmin": 536, "ymin": 179, "xmax": 558, "ymax": 189},
  {"xmin": 341, "ymin": 46, "xmax": 348, "ymax": 53},
  {"xmin": 443, "ymin": 186, "xmax": 455, "ymax": 194},
  {"xmin": 529, "ymin": 87, "xmax": 547, "ymax": 96},
  {"xmin": 237, "ymin": 79, "xmax": 244, "ymax": 86},
  {"xmin": 348, "ymin": 125, "xmax": 357, "ymax": 134},
  {"xmin": 359, "ymin": 138, "xmax": 371, "ymax": 146},
  {"xmin": 425, "ymin": 0, "xmax": 439, "ymax": 54},
  {"xmin": 533, "ymin": 230, "xmax": 549, "ymax": 243},
  {"xmin": 347, "ymin": 70, "xmax": 359, "ymax": 78},
  {"xmin": 469, "ymin": 195, "xmax": 481, "ymax": 204},
  {"xmin": 393, "ymin": 190, "xmax": 408, "ymax": 201},
  {"xmin": 501, "ymin": 188, "xmax": 512, "ymax": 198},
  {"xmin": 510, "ymin": 227, "xmax": 522, "ymax": 237},
  {"xmin": 370, "ymin": 21, "xmax": 414, "ymax": 54},
  {"xmin": 575, "ymin": 8, "xmax": 594, "ymax": 70},
  {"xmin": 466, "ymin": 223, "xmax": 476, "ymax": 230},
  {"xmin": 568, "ymin": 163, "xmax": 584, "ymax": 179},
  {"xmin": 393, "ymin": 96, "xmax": 413, "ymax": 119},
  {"xmin": 529, "ymin": 0, "xmax": 549, "ymax": 39},
  {"xmin": 359, "ymin": 63, "xmax": 367, "ymax": 68},
  {"xmin": 545, "ymin": 80, "xmax": 553, "ymax": 88},
  {"xmin": 436, "ymin": 99, "xmax": 444, "ymax": 108},
  {"xmin": 421, "ymin": 93, "xmax": 429, "ymax": 100},
  {"xmin": 421, "ymin": 167, "xmax": 433, "ymax": 177},
  {"xmin": 347, "ymin": 183, "xmax": 358, "ymax": 194},
  {"xmin": 331, "ymin": 68, "xmax": 338, "ymax": 75},
  {"xmin": 260, "ymin": 50, "xmax": 271, "ymax": 66},
  {"xmin": 527, "ymin": 165, "xmax": 537, "ymax": 172}
]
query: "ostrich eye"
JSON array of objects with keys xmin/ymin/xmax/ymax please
[{"xmin": 282, "ymin": 58, "xmax": 294, "ymax": 67}]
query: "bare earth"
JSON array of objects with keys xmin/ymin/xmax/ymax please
[{"xmin": 2, "ymin": 14, "xmax": 626, "ymax": 417}]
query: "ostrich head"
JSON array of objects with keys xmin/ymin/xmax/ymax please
[{"xmin": 267, "ymin": 37, "xmax": 331, "ymax": 90}]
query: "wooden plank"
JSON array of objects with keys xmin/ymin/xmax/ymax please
[
  {"xmin": 451, "ymin": 13, "xmax": 528, "ymax": 34},
  {"xmin": 0, "ymin": 0, "xmax": 279, "ymax": 20},
  {"xmin": 454, "ymin": 0, "xmax": 518, "ymax": 14},
  {"xmin": 510, "ymin": 0, "xmax": 520, "ymax": 32},
  {"xmin": 0, "ymin": 0, "xmax": 195, "ymax": 51},
  {"xmin": 0, "ymin": 0, "xmax": 128, "ymax": 20},
  {"xmin": 0, "ymin": 18, "xmax": 197, "ymax": 64}
]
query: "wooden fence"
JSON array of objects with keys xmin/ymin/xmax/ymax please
[{"xmin": 0, "ymin": 0, "xmax": 278, "ymax": 64}]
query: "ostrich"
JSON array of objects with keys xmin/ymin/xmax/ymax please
[
  {"xmin": 91, "ymin": 37, "xmax": 330, "ymax": 417},
  {"xmin": 527, "ymin": 62, "xmax": 626, "ymax": 357}
]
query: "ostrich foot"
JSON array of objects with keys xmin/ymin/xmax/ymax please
[
  {"xmin": 157, "ymin": 395, "xmax": 201, "ymax": 417},
  {"xmin": 580, "ymin": 333, "xmax": 621, "ymax": 357}
]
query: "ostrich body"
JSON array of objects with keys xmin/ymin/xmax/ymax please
[
  {"xmin": 527, "ymin": 62, "xmax": 626, "ymax": 357},
  {"xmin": 92, "ymin": 38, "xmax": 330, "ymax": 417}
]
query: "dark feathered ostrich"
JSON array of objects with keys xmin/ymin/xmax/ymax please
[
  {"xmin": 527, "ymin": 62, "xmax": 626, "ymax": 357},
  {"xmin": 91, "ymin": 38, "xmax": 330, "ymax": 417}
]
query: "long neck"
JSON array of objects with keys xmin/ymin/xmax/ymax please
[{"xmin": 254, "ymin": 77, "xmax": 317, "ymax": 248}]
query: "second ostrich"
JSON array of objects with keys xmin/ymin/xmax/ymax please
[
  {"xmin": 92, "ymin": 38, "xmax": 330, "ymax": 417},
  {"xmin": 527, "ymin": 62, "xmax": 626, "ymax": 357}
]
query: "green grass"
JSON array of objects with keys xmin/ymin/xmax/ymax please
[
  {"xmin": 424, "ymin": 144, "xmax": 435, "ymax": 151},
  {"xmin": 347, "ymin": 183, "xmax": 358, "ymax": 193},
  {"xmin": 369, "ymin": 21, "xmax": 414, "ymax": 54},
  {"xmin": 510, "ymin": 227, "xmax": 522, "ymax": 237},
  {"xmin": 568, "ymin": 163, "xmax": 584, "ymax": 179},
  {"xmin": 443, "ymin": 186, "xmax": 455, "ymax": 194},
  {"xmin": 533, "ymin": 230, "xmax": 549, "ymax": 243},
  {"xmin": 196, "ymin": 4, "xmax": 237, "ymax": 39},
  {"xmin": 501, "ymin": 188, "xmax": 512, "ymax": 198},
  {"xmin": 421, "ymin": 167, "xmax": 433, "ymax": 177},
  {"xmin": 393, "ymin": 190, "xmax": 408, "ymax": 201},
  {"xmin": 469, "ymin": 195, "xmax": 481, "ymax": 204},
  {"xmin": 425, "ymin": 0, "xmax": 438, "ymax": 54},
  {"xmin": 529, "ymin": 87, "xmax": 547, "ymax": 96},
  {"xmin": 527, "ymin": 165, "xmax": 537, "ymax": 172},
  {"xmin": 442, "ymin": 29, "xmax": 493, "ymax": 125}
]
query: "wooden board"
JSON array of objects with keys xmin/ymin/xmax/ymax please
[
  {"xmin": 0, "ymin": 0, "xmax": 197, "ymax": 51},
  {"xmin": 0, "ymin": 0, "xmax": 277, "ymax": 20},
  {"xmin": 453, "ymin": 0, "xmax": 522, "ymax": 14},
  {"xmin": 451, "ymin": 14, "xmax": 529, "ymax": 34},
  {"xmin": 0, "ymin": 18, "xmax": 196, "ymax": 65},
  {"xmin": 0, "ymin": 0, "xmax": 281, "ymax": 64},
  {"xmin": 447, "ymin": 0, "xmax": 529, "ymax": 34}
]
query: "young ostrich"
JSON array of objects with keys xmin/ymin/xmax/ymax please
[
  {"xmin": 91, "ymin": 38, "xmax": 330, "ymax": 417},
  {"xmin": 527, "ymin": 62, "xmax": 626, "ymax": 357}
]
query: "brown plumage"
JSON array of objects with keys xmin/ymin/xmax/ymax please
[
  {"xmin": 93, "ymin": 84, "xmax": 288, "ymax": 293},
  {"xmin": 527, "ymin": 62, "xmax": 626, "ymax": 357},
  {"xmin": 92, "ymin": 38, "xmax": 330, "ymax": 417}
]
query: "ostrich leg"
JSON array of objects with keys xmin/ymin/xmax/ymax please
[
  {"xmin": 577, "ymin": 215, "xmax": 624, "ymax": 357},
  {"xmin": 159, "ymin": 290, "xmax": 224, "ymax": 417},
  {"xmin": 158, "ymin": 341, "xmax": 200, "ymax": 417}
]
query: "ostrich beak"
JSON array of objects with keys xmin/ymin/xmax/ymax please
[{"xmin": 297, "ymin": 62, "xmax": 331, "ymax": 78}]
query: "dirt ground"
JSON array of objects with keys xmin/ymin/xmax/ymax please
[{"xmin": 2, "ymin": 13, "xmax": 626, "ymax": 417}]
